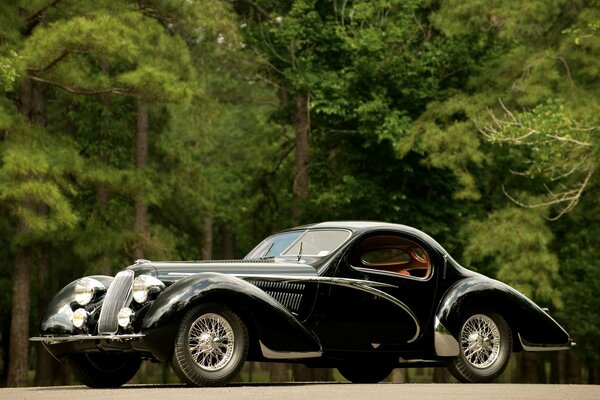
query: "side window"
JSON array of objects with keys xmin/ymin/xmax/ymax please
[
  {"xmin": 351, "ymin": 235, "xmax": 431, "ymax": 279},
  {"xmin": 361, "ymin": 247, "xmax": 410, "ymax": 266}
]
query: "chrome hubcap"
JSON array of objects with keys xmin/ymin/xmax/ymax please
[
  {"xmin": 188, "ymin": 313, "xmax": 235, "ymax": 371},
  {"xmin": 460, "ymin": 314, "xmax": 501, "ymax": 369}
]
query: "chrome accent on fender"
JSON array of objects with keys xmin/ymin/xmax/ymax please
[
  {"xmin": 244, "ymin": 275, "xmax": 421, "ymax": 343},
  {"xmin": 518, "ymin": 333, "xmax": 571, "ymax": 351},
  {"xmin": 259, "ymin": 341, "xmax": 322, "ymax": 359},
  {"xmin": 29, "ymin": 333, "xmax": 145, "ymax": 343},
  {"xmin": 434, "ymin": 317, "xmax": 460, "ymax": 356}
]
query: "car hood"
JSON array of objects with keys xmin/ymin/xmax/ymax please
[{"xmin": 128, "ymin": 259, "xmax": 319, "ymax": 284}]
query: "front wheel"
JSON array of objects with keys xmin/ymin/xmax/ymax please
[
  {"xmin": 447, "ymin": 312, "xmax": 512, "ymax": 383},
  {"xmin": 171, "ymin": 303, "xmax": 249, "ymax": 387},
  {"xmin": 67, "ymin": 352, "xmax": 141, "ymax": 388},
  {"xmin": 337, "ymin": 364, "xmax": 393, "ymax": 383}
]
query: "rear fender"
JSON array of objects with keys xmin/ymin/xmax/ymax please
[
  {"xmin": 436, "ymin": 277, "xmax": 571, "ymax": 354},
  {"xmin": 142, "ymin": 272, "xmax": 321, "ymax": 362}
]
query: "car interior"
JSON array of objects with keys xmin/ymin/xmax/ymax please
[{"xmin": 349, "ymin": 234, "xmax": 431, "ymax": 278}]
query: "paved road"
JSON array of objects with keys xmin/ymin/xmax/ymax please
[{"xmin": 1, "ymin": 383, "xmax": 599, "ymax": 400}]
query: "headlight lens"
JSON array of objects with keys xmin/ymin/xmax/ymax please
[
  {"xmin": 72, "ymin": 308, "xmax": 89, "ymax": 328},
  {"xmin": 117, "ymin": 307, "xmax": 134, "ymax": 328},
  {"xmin": 132, "ymin": 275, "xmax": 165, "ymax": 303},
  {"xmin": 74, "ymin": 277, "xmax": 105, "ymax": 306}
]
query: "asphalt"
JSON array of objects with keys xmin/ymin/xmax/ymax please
[{"xmin": 1, "ymin": 383, "xmax": 599, "ymax": 400}]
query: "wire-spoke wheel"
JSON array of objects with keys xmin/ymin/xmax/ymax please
[
  {"xmin": 447, "ymin": 312, "xmax": 511, "ymax": 383},
  {"xmin": 171, "ymin": 303, "xmax": 248, "ymax": 387},
  {"xmin": 188, "ymin": 313, "xmax": 235, "ymax": 371}
]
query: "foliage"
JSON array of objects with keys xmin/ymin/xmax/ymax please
[
  {"xmin": 0, "ymin": 0, "xmax": 598, "ymax": 385},
  {"xmin": 462, "ymin": 207, "xmax": 561, "ymax": 307},
  {"xmin": 0, "ymin": 131, "xmax": 81, "ymax": 242}
]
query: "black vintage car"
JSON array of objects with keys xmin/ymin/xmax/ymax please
[{"xmin": 31, "ymin": 221, "xmax": 573, "ymax": 387}]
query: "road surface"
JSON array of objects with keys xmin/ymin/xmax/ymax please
[{"xmin": 1, "ymin": 383, "xmax": 598, "ymax": 400}]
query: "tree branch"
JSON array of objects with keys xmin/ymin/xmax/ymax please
[
  {"xmin": 28, "ymin": 75, "xmax": 130, "ymax": 96},
  {"xmin": 21, "ymin": 0, "xmax": 65, "ymax": 35},
  {"xmin": 501, "ymin": 168, "xmax": 594, "ymax": 220},
  {"xmin": 26, "ymin": 51, "xmax": 71, "ymax": 73}
]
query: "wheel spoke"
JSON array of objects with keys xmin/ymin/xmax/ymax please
[
  {"xmin": 187, "ymin": 312, "xmax": 235, "ymax": 371},
  {"xmin": 459, "ymin": 314, "xmax": 502, "ymax": 369}
]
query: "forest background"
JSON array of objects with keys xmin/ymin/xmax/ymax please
[{"xmin": 0, "ymin": 0, "xmax": 598, "ymax": 387}]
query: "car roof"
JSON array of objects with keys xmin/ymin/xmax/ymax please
[
  {"xmin": 294, "ymin": 221, "xmax": 408, "ymax": 230},
  {"xmin": 285, "ymin": 220, "xmax": 445, "ymax": 251}
]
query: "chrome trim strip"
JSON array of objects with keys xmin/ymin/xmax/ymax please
[
  {"xmin": 518, "ymin": 334, "xmax": 570, "ymax": 351},
  {"xmin": 244, "ymin": 275, "xmax": 421, "ymax": 343},
  {"xmin": 259, "ymin": 341, "xmax": 322, "ymax": 359},
  {"xmin": 29, "ymin": 334, "xmax": 145, "ymax": 343},
  {"xmin": 433, "ymin": 317, "xmax": 459, "ymax": 356}
]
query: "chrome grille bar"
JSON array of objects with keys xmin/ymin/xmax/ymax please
[{"xmin": 97, "ymin": 270, "xmax": 134, "ymax": 334}]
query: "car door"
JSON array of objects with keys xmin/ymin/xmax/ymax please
[{"xmin": 310, "ymin": 232, "xmax": 439, "ymax": 351}]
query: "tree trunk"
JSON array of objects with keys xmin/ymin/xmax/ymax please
[
  {"xmin": 7, "ymin": 244, "xmax": 31, "ymax": 386},
  {"xmin": 292, "ymin": 364, "xmax": 333, "ymax": 382},
  {"xmin": 292, "ymin": 94, "xmax": 310, "ymax": 224},
  {"xmin": 7, "ymin": 79, "xmax": 37, "ymax": 386},
  {"xmin": 34, "ymin": 247, "xmax": 70, "ymax": 386},
  {"xmin": 565, "ymin": 352, "xmax": 582, "ymax": 383},
  {"xmin": 134, "ymin": 101, "xmax": 149, "ymax": 259},
  {"xmin": 222, "ymin": 224, "xmax": 235, "ymax": 259},
  {"xmin": 516, "ymin": 352, "xmax": 546, "ymax": 383},
  {"xmin": 432, "ymin": 367, "xmax": 448, "ymax": 383},
  {"xmin": 97, "ymin": 182, "xmax": 112, "ymax": 275},
  {"xmin": 202, "ymin": 216, "xmax": 213, "ymax": 260},
  {"xmin": 269, "ymin": 363, "xmax": 289, "ymax": 382},
  {"xmin": 97, "ymin": 71, "xmax": 113, "ymax": 275},
  {"xmin": 549, "ymin": 351, "xmax": 563, "ymax": 384},
  {"xmin": 390, "ymin": 369, "xmax": 409, "ymax": 383}
]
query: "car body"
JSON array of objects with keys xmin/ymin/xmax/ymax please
[{"xmin": 31, "ymin": 221, "xmax": 573, "ymax": 386}]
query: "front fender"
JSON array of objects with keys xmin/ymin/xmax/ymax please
[
  {"xmin": 436, "ymin": 276, "xmax": 571, "ymax": 350},
  {"xmin": 40, "ymin": 275, "xmax": 113, "ymax": 335},
  {"xmin": 142, "ymin": 272, "xmax": 321, "ymax": 362}
]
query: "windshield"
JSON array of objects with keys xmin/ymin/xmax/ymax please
[{"xmin": 245, "ymin": 229, "xmax": 352, "ymax": 259}]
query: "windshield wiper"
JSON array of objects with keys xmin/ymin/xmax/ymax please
[
  {"xmin": 260, "ymin": 242, "xmax": 275, "ymax": 260},
  {"xmin": 297, "ymin": 242, "xmax": 303, "ymax": 262}
]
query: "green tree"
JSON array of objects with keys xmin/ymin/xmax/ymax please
[
  {"xmin": 0, "ymin": 0, "xmax": 237, "ymax": 386},
  {"xmin": 428, "ymin": 0, "xmax": 599, "ymax": 382}
]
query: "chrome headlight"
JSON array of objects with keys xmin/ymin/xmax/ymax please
[
  {"xmin": 117, "ymin": 307, "xmax": 134, "ymax": 328},
  {"xmin": 72, "ymin": 308, "xmax": 89, "ymax": 328},
  {"xmin": 74, "ymin": 277, "xmax": 105, "ymax": 306},
  {"xmin": 132, "ymin": 275, "xmax": 165, "ymax": 303}
]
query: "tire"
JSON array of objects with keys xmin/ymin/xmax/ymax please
[
  {"xmin": 337, "ymin": 363, "xmax": 393, "ymax": 383},
  {"xmin": 447, "ymin": 312, "xmax": 512, "ymax": 383},
  {"xmin": 171, "ymin": 303, "xmax": 249, "ymax": 387},
  {"xmin": 67, "ymin": 352, "xmax": 141, "ymax": 388}
]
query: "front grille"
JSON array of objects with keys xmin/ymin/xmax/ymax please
[
  {"xmin": 97, "ymin": 270, "xmax": 134, "ymax": 334},
  {"xmin": 250, "ymin": 281, "xmax": 305, "ymax": 314}
]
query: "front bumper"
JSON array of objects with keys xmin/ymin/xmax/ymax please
[{"xmin": 29, "ymin": 334, "xmax": 148, "ymax": 360}]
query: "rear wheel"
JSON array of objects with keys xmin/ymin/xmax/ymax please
[
  {"xmin": 171, "ymin": 303, "xmax": 249, "ymax": 387},
  {"xmin": 447, "ymin": 312, "xmax": 512, "ymax": 383},
  {"xmin": 337, "ymin": 363, "xmax": 393, "ymax": 383},
  {"xmin": 67, "ymin": 352, "xmax": 141, "ymax": 388}
]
